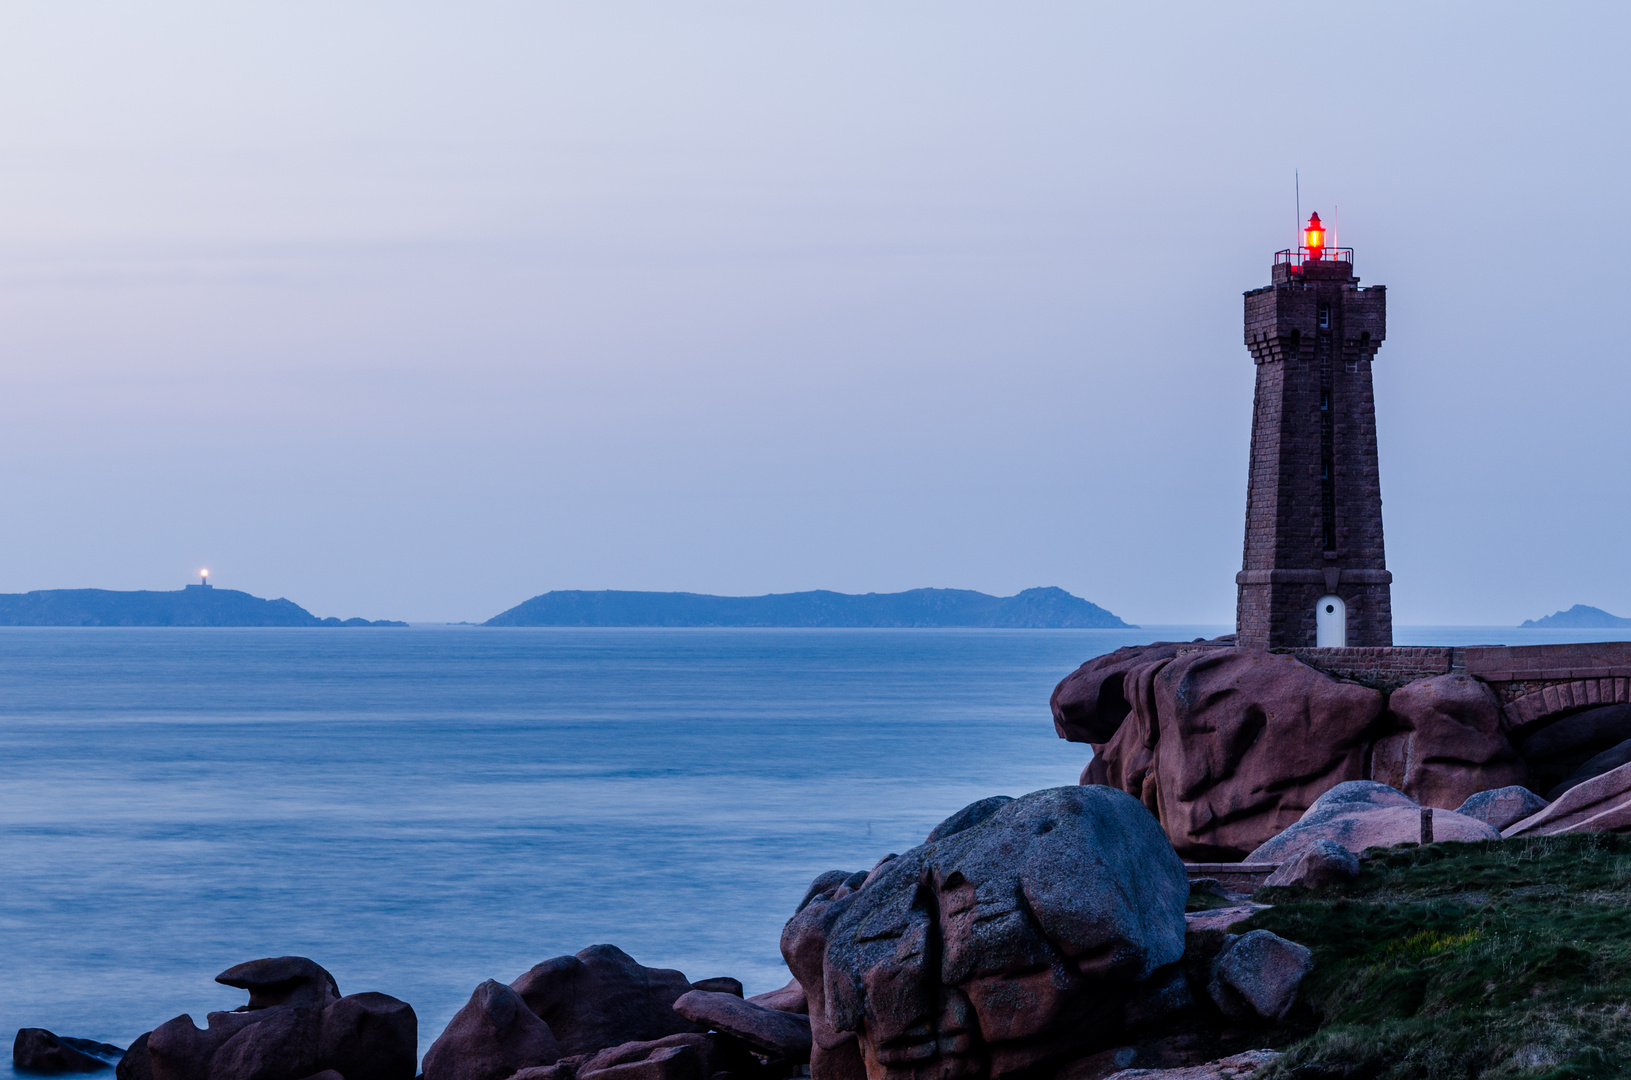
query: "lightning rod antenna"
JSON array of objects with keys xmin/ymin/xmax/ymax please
[{"xmin": 1295, "ymin": 170, "xmax": 1301, "ymax": 250}]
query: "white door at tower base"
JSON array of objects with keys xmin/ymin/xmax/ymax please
[{"xmin": 1316, "ymin": 595, "xmax": 1346, "ymax": 647}]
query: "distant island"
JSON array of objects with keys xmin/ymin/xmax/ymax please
[
  {"xmin": 484, "ymin": 586, "xmax": 1132, "ymax": 628},
  {"xmin": 0, "ymin": 586, "xmax": 406, "ymax": 627},
  {"xmin": 1521, "ymin": 604, "xmax": 1631, "ymax": 629}
]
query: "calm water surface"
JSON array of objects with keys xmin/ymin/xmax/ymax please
[{"xmin": 1, "ymin": 623, "xmax": 1621, "ymax": 1073}]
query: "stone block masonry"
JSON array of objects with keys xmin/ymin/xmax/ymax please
[{"xmin": 1237, "ymin": 247, "xmax": 1391, "ymax": 649}]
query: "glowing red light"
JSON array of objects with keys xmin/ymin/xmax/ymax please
[{"xmin": 1303, "ymin": 212, "xmax": 1326, "ymax": 260}]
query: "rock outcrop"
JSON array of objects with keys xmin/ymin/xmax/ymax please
[
  {"xmin": 135, "ymin": 957, "xmax": 416, "ymax": 1080},
  {"xmin": 1082, "ymin": 649, "xmax": 1385, "ymax": 860},
  {"xmin": 14, "ymin": 1030, "xmax": 122, "ymax": 1073},
  {"xmin": 423, "ymin": 980, "xmax": 561, "ymax": 1080},
  {"xmin": 672, "ymin": 991, "xmax": 811, "ymax": 1061},
  {"xmin": 317, "ymin": 994, "xmax": 420, "ymax": 1080},
  {"xmin": 1456, "ymin": 786, "xmax": 1549, "ymax": 831},
  {"xmin": 1371, "ymin": 674, "xmax": 1525, "ymax": 809},
  {"xmin": 687, "ymin": 979, "xmax": 743, "ymax": 998},
  {"xmin": 1050, "ymin": 642, "xmax": 1631, "ymax": 857},
  {"xmin": 745, "ymin": 980, "xmax": 807, "ymax": 1015},
  {"xmin": 1052, "ymin": 643, "xmax": 1195, "ymax": 745},
  {"xmin": 1206, "ymin": 932, "xmax": 1311, "ymax": 1024},
  {"xmin": 1246, "ymin": 782, "xmax": 1497, "ymax": 862},
  {"xmin": 510, "ymin": 945, "xmax": 701, "ymax": 1058},
  {"xmin": 782, "ymin": 787, "xmax": 1189, "ymax": 1080},
  {"xmin": 1503, "ymin": 760, "xmax": 1631, "ymax": 837},
  {"xmin": 1261, "ymin": 839, "xmax": 1358, "ymax": 889},
  {"xmin": 575, "ymin": 1033, "xmax": 739, "ymax": 1080}
]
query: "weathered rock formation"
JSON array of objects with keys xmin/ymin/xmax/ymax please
[
  {"xmin": 1261, "ymin": 840, "xmax": 1357, "ymax": 889},
  {"xmin": 1456, "ymin": 786, "xmax": 1549, "ymax": 831},
  {"xmin": 1370, "ymin": 674, "xmax": 1525, "ymax": 808},
  {"xmin": 14, "ymin": 1030, "xmax": 123, "ymax": 1073},
  {"xmin": 1503, "ymin": 760, "xmax": 1631, "ymax": 837},
  {"xmin": 1055, "ymin": 642, "xmax": 1631, "ymax": 857},
  {"xmin": 782, "ymin": 787, "xmax": 1189, "ymax": 1080},
  {"xmin": 1246, "ymin": 782, "xmax": 1496, "ymax": 863},
  {"xmin": 1206, "ymin": 931, "xmax": 1311, "ymax": 1024},
  {"xmin": 423, "ymin": 981, "xmax": 561, "ymax": 1080},
  {"xmin": 672, "ymin": 991, "xmax": 811, "ymax": 1061},
  {"xmin": 509, "ymin": 945, "xmax": 702, "ymax": 1058},
  {"xmin": 124, "ymin": 957, "xmax": 416, "ymax": 1080},
  {"xmin": 745, "ymin": 980, "xmax": 807, "ymax": 1015},
  {"xmin": 1078, "ymin": 649, "xmax": 1384, "ymax": 860}
]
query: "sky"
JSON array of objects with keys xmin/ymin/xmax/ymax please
[{"xmin": 0, "ymin": 2, "xmax": 1627, "ymax": 625}]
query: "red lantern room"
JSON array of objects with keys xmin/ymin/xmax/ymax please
[{"xmin": 1303, "ymin": 212, "xmax": 1326, "ymax": 261}]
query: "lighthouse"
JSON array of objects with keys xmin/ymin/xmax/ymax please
[{"xmin": 1235, "ymin": 214, "xmax": 1391, "ymax": 649}]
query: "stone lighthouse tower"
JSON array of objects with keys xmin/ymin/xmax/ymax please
[{"xmin": 1236, "ymin": 213, "xmax": 1391, "ymax": 649}]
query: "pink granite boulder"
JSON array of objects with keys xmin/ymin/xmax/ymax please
[
  {"xmin": 215, "ymin": 958, "xmax": 340, "ymax": 1012},
  {"xmin": 510, "ymin": 946, "xmax": 700, "ymax": 1058},
  {"xmin": 672, "ymin": 990, "xmax": 811, "ymax": 1062},
  {"xmin": 1052, "ymin": 643, "xmax": 1193, "ymax": 744},
  {"xmin": 1090, "ymin": 650, "xmax": 1386, "ymax": 860},
  {"xmin": 1456, "ymin": 786, "xmax": 1548, "ymax": 832},
  {"xmin": 1503, "ymin": 760, "xmax": 1631, "ymax": 837},
  {"xmin": 422, "ymin": 980, "xmax": 560, "ymax": 1080},
  {"xmin": 316, "ymin": 993, "xmax": 417, "ymax": 1080},
  {"xmin": 1246, "ymin": 781, "xmax": 1497, "ymax": 862},
  {"xmin": 1371, "ymin": 675, "xmax": 1526, "ymax": 810},
  {"xmin": 13, "ymin": 1030, "xmax": 120, "ymax": 1074},
  {"xmin": 685, "ymin": 978, "xmax": 741, "ymax": 998},
  {"xmin": 1261, "ymin": 839, "xmax": 1358, "ymax": 889},
  {"xmin": 783, "ymin": 787, "xmax": 1188, "ymax": 1080},
  {"xmin": 780, "ymin": 880, "xmax": 866, "ymax": 1080},
  {"xmin": 145, "ymin": 958, "xmax": 415, "ymax": 1080},
  {"xmin": 570, "ymin": 1033, "xmax": 734, "ymax": 1080},
  {"xmin": 1206, "ymin": 931, "xmax": 1312, "ymax": 1024},
  {"xmin": 744, "ymin": 979, "xmax": 806, "ymax": 1015}
]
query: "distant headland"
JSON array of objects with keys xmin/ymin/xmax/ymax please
[
  {"xmin": 483, "ymin": 586, "xmax": 1132, "ymax": 628},
  {"xmin": 1521, "ymin": 604, "xmax": 1631, "ymax": 629},
  {"xmin": 0, "ymin": 586, "xmax": 405, "ymax": 627}
]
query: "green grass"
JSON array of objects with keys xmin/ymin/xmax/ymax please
[
  {"xmin": 1243, "ymin": 835, "xmax": 1631, "ymax": 1080},
  {"xmin": 1187, "ymin": 886, "xmax": 1243, "ymax": 912}
]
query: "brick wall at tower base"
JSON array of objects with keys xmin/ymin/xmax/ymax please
[
  {"xmin": 1236, "ymin": 581, "xmax": 1393, "ymax": 651},
  {"xmin": 1284, "ymin": 646, "xmax": 1453, "ymax": 690},
  {"xmin": 1176, "ymin": 644, "xmax": 1451, "ymax": 690}
]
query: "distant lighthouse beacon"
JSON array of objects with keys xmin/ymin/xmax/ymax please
[
  {"xmin": 1236, "ymin": 213, "xmax": 1391, "ymax": 650},
  {"xmin": 192, "ymin": 568, "xmax": 212, "ymax": 590}
]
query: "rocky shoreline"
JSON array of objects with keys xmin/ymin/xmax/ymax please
[
  {"xmin": 1054, "ymin": 639, "xmax": 1631, "ymax": 859},
  {"xmin": 17, "ymin": 786, "xmax": 1313, "ymax": 1080},
  {"xmin": 19, "ymin": 641, "xmax": 1631, "ymax": 1080}
]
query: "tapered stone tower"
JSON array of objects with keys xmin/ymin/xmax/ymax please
[{"xmin": 1236, "ymin": 214, "xmax": 1392, "ymax": 649}]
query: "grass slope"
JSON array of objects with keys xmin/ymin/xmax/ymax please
[{"xmin": 1246, "ymin": 835, "xmax": 1631, "ymax": 1080}]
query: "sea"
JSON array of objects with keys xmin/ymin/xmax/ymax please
[{"xmin": 2, "ymin": 623, "xmax": 1626, "ymax": 1075}]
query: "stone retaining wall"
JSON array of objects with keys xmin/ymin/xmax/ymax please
[{"xmin": 1185, "ymin": 863, "xmax": 1279, "ymax": 893}]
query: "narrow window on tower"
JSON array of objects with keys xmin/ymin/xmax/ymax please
[
  {"xmin": 1321, "ymin": 392, "xmax": 1330, "ymax": 410},
  {"xmin": 1318, "ymin": 305, "xmax": 1330, "ymax": 329}
]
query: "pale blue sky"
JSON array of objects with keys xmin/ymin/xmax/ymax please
[{"xmin": 0, "ymin": 2, "xmax": 1626, "ymax": 623}]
